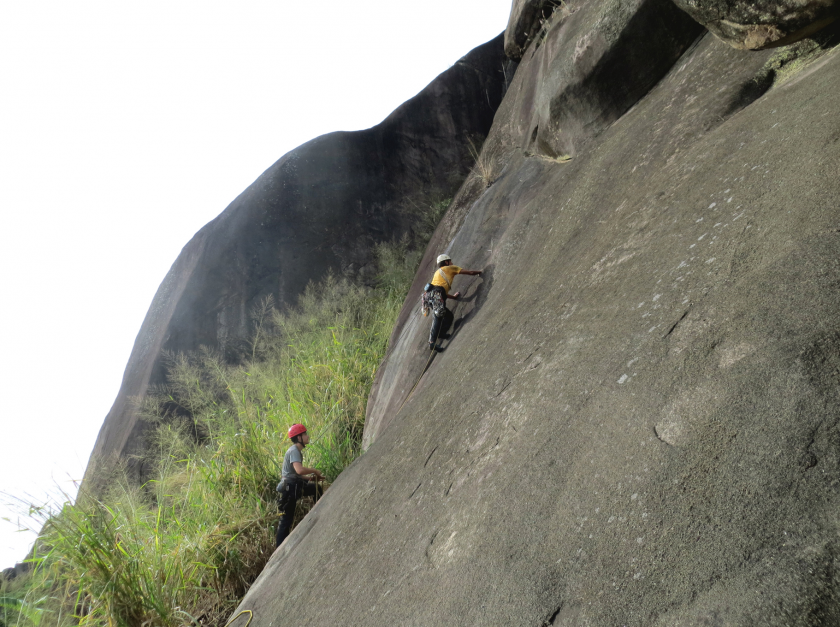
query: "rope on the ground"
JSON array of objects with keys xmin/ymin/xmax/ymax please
[{"xmin": 224, "ymin": 609, "xmax": 253, "ymax": 627}]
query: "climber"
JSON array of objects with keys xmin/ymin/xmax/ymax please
[
  {"xmin": 275, "ymin": 423, "xmax": 326, "ymax": 548},
  {"xmin": 424, "ymin": 254, "xmax": 482, "ymax": 349}
]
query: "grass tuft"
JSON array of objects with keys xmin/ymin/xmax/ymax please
[
  {"xmin": 754, "ymin": 22, "xmax": 840, "ymax": 89},
  {"xmin": 5, "ymin": 236, "xmax": 427, "ymax": 627},
  {"xmin": 467, "ymin": 138, "xmax": 498, "ymax": 188}
]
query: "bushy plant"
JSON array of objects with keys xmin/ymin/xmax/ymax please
[{"xmin": 7, "ymin": 237, "xmax": 428, "ymax": 627}]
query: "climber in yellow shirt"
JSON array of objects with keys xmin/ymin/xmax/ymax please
[{"xmin": 425, "ymin": 254, "xmax": 482, "ymax": 349}]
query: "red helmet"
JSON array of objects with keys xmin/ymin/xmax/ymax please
[{"xmin": 287, "ymin": 423, "xmax": 307, "ymax": 439}]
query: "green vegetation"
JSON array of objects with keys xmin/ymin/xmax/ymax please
[
  {"xmin": 467, "ymin": 137, "xmax": 499, "ymax": 188},
  {"xmin": 756, "ymin": 23, "xmax": 840, "ymax": 89},
  {"xmin": 2, "ymin": 203, "xmax": 448, "ymax": 627}
]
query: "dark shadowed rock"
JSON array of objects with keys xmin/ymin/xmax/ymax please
[
  {"xmin": 504, "ymin": 0, "xmax": 703, "ymax": 160},
  {"xmin": 1, "ymin": 560, "xmax": 32, "ymax": 582},
  {"xmin": 85, "ymin": 35, "xmax": 511, "ymax": 474},
  {"xmin": 504, "ymin": 0, "xmax": 557, "ymax": 60},
  {"xmin": 671, "ymin": 0, "xmax": 840, "ymax": 49},
  {"xmin": 230, "ymin": 6, "xmax": 840, "ymax": 625}
]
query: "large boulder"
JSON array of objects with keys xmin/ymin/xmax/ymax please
[
  {"xmin": 671, "ymin": 0, "xmax": 840, "ymax": 49},
  {"xmin": 85, "ymin": 35, "xmax": 512, "ymax": 474},
  {"xmin": 231, "ymin": 4, "xmax": 840, "ymax": 625}
]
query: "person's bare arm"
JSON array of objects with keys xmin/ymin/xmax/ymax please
[
  {"xmin": 447, "ymin": 269, "xmax": 482, "ymax": 299},
  {"xmin": 292, "ymin": 461, "xmax": 326, "ymax": 480}
]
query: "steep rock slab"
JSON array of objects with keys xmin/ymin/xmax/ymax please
[
  {"xmin": 86, "ymin": 35, "xmax": 510, "ymax": 472},
  {"xmin": 232, "ymin": 26, "xmax": 840, "ymax": 627},
  {"xmin": 672, "ymin": 0, "xmax": 840, "ymax": 49},
  {"xmin": 365, "ymin": 0, "xmax": 702, "ymax": 447}
]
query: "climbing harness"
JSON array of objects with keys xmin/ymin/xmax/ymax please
[
  {"xmin": 421, "ymin": 266, "xmax": 453, "ymax": 317},
  {"xmin": 436, "ymin": 267, "xmax": 452, "ymax": 290},
  {"xmin": 421, "ymin": 284, "xmax": 447, "ymax": 318},
  {"xmin": 224, "ymin": 609, "xmax": 253, "ymax": 627},
  {"xmin": 395, "ymin": 287, "xmax": 465, "ymax": 417}
]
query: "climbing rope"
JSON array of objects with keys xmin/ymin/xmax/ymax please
[
  {"xmin": 392, "ymin": 277, "xmax": 474, "ymax": 418},
  {"xmin": 393, "ymin": 335, "xmax": 438, "ymax": 417},
  {"xmin": 224, "ymin": 609, "xmax": 253, "ymax": 627}
]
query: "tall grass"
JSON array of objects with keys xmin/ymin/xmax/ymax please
[{"xmin": 4, "ymin": 221, "xmax": 446, "ymax": 627}]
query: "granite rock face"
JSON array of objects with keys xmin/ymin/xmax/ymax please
[
  {"xmin": 504, "ymin": 0, "xmax": 557, "ymax": 60},
  {"xmin": 366, "ymin": 0, "xmax": 703, "ymax": 444},
  {"xmin": 671, "ymin": 0, "xmax": 840, "ymax": 49},
  {"xmin": 508, "ymin": 0, "xmax": 702, "ymax": 160},
  {"xmin": 231, "ymin": 4, "xmax": 840, "ymax": 625},
  {"xmin": 86, "ymin": 35, "xmax": 511, "ymax": 473}
]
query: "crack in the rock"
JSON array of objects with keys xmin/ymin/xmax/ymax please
[
  {"xmin": 664, "ymin": 309, "xmax": 690, "ymax": 338},
  {"xmin": 425, "ymin": 530, "xmax": 440, "ymax": 561},
  {"xmin": 653, "ymin": 425, "xmax": 671, "ymax": 446},
  {"xmin": 494, "ymin": 380, "xmax": 513, "ymax": 397},
  {"xmin": 541, "ymin": 602, "xmax": 564, "ymax": 626}
]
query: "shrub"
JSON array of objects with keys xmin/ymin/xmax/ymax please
[{"xmin": 8, "ymin": 236, "xmax": 426, "ymax": 627}]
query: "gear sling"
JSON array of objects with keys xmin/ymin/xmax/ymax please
[{"xmin": 422, "ymin": 268, "xmax": 454, "ymax": 346}]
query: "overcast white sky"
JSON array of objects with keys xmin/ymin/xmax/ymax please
[{"xmin": 0, "ymin": 0, "xmax": 512, "ymax": 568}]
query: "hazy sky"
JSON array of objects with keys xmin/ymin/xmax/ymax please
[{"xmin": 0, "ymin": 0, "xmax": 512, "ymax": 568}]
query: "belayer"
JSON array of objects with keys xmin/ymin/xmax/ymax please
[
  {"xmin": 275, "ymin": 423, "xmax": 326, "ymax": 548},
  {"xmin": 422, "ymin": 254, "xmax": 482, "ymax": 350}
]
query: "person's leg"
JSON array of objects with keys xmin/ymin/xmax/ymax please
[
  {"xmin": 301, "ymin": 481, "xmax": 322, "ymax": 503},
  {"xmin": 275, "ymin": 485, "xmax": 297, "ymax": 547},
  {"xmin": 439, "ymin": 308, "xmax": 454, "ymax": 338},
  {"xmin": 429, "ymin": 287, "xmax": 450, "ymax": 347},
  {"xmin": 429, "ymin": 313, "xmax": 443, "ymax": 345}
]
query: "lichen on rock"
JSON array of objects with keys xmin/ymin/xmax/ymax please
[{"xmin": 671, "ymin": 0, "xmax": 840, "ymax": 49}]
